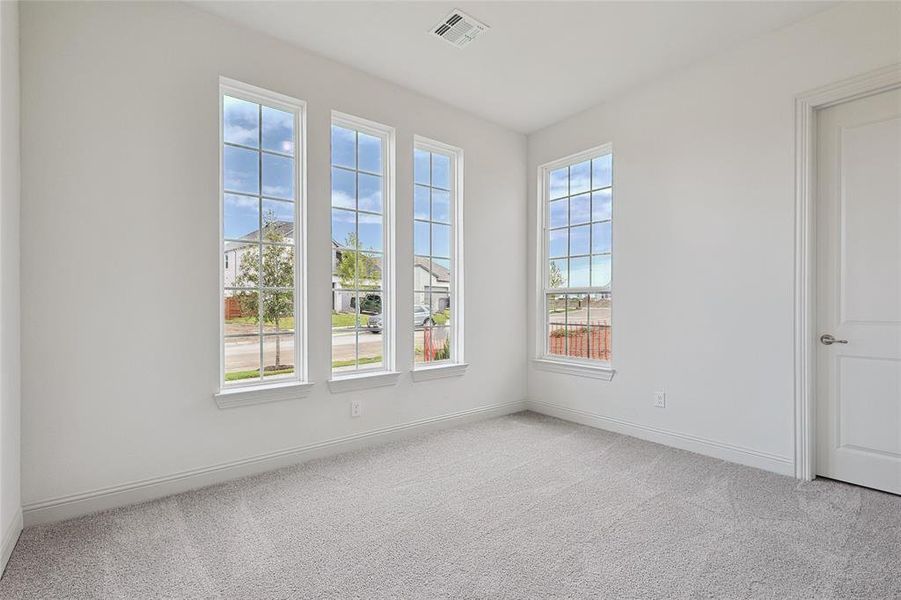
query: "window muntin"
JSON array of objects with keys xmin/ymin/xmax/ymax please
[
  {"xmin": 413, "ymin": 141, "xmax": 461, "ymax": 366},
  {"xmin": 221, "ymin": 84, "xmax": 304, "ymax": 387},
  {"xmin": 542, "ymin": 150, "xmax": 612, "ymax": 363},
  {"xmin": 331, "ymin": 117, "xmax": 393, "ymax": 376}
]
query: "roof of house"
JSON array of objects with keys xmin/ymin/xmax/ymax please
[
  {"xmin": 224, "ymin": 220, "xmax": 295, "ymax": 252},
  {"xmin": 414, "ymin": 256, "xmax": 449, "ymax": 283}
]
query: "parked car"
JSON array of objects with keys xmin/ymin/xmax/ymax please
[
  {"xmin": 367, "ymin": 305, "xmax": 433, "ymax": 334},
  {"xmin": 357, "ymin": 293, "xmax": 381, "ymax": 315}
]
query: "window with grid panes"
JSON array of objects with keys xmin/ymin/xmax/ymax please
[
  {"xmin": 543, "ymin": 150, "xmax": 612, "ymax": 363},
  {"xmin": 330, "ymin": 117, "xmax": 392, "ymax": 375},
  {"xmin": 221, "ymin": 82, "xmax": 303, "ymax": 387},
  {"xmin": 413, "ymin": 142, "xmax": 460, "ymax": 366}
]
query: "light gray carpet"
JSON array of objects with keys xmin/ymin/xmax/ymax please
[{"xmin": 2, "ymin": 412, "xmax": 900, "ymax": 599}]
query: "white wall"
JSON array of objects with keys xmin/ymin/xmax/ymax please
[
  {"xmin": 19, "ymin": 1, "xmax": 526, "ymax": 523},
  {"xmin": 17, "ymin": 0, "xmax": 899, "ymax": 527},
  {"xmin": 0, "ymin": 0, "xmax": 22, "ymax": 570},
  {"xmin": 527, "ymin": 2, "xmax": 901, "ymax": 474}
]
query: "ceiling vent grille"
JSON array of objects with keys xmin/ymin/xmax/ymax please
[{"xmin": 430, "ymin": 9, "xmax": 489, "ymax": 49}]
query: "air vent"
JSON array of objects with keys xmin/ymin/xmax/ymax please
[{"xmin": 430, "ymin": 9, "xmax": 489, "ymax": 49}]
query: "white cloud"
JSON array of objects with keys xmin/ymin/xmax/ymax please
[
  {"xmin": 331, "ymin": 190, "xmax": 355, "ymax": 210},
  {"xmin": 225, "ymin": 124, "xmax": 257, "ymax": 146}
]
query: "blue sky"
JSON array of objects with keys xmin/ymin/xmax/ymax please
[
  {"xmin": 223, "ymin": 111, "xmax": 458, "ymax": 264},
  {"xmin": 331, "ymin": 208, "xmax": 383, "ymax": 251},
  {"xmin": 546, "ymin": 154, "xmax": 613, "ymax": 289},
  {"xmin": 224, "ymin": 193, "xmax": 258, "ymax": 239},
  {"xmin": 549, "ymin": 154, "xmax": 612, "ymax": 200},
  {"xmin": 330, "ymin": 125, "xmax": 386, "ymax": 251},
  {"xmin": 414, "ymin": 221, "xmax": 450, "ymax": 258},
  {"xmin": 224, "ymin": 194, "xmax": 296, "ymax": 241},
  {"xmin": 261, "ymin": 106, "xmax": 294, "ymax": 154},
  {"xmin": 415, "ymin": 149, "xmax": 451, "ymax": 190},
  {"xmin": 224, "ymin": 96, "xmax": 294, "ymax": 155},
  {"xmin": 414, "ymin": 185, "xmax": 450, "ymax": 223},
  {"xmin": 549, "ymin": 255, "xmax": 611, "ymax": 288},
  {"xmin": 413, "ymin": 148, "xmax": 452, "ymax": 264},
  {"xmin": 223, "ymin": 146, "xmax": 258, "ymax": 194},
  {"xmin": 332, "ymin": 126, "xmax": 382, "ymax": 174},
  {"xmin": 413, "ymin": 149, "xmax": 452, "ymax": 268},
  {"xmin": 223, "ymin": 96, "xmax": 257, "ymax": 147},
  {"xmin": 223, "ymin": 96, "xmax": 296, "ymax": 241},
  {"xmin": 223, "ymin": 147, "xmax": 294, "ymax": 200}
]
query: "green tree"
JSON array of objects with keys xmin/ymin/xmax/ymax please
[
  {"xmin": 235, "ymin": 211, "xmax": 294, "ymax": 370},
  {"xmin": 335, "ymin": 233, "xmax": 380, "ymax": 290},
  {"xmin": 549, "ymin": 261, "xmax": 564, "ymax": 288}
]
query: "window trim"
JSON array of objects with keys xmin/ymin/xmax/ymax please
[
  {"xmin": 412, "ymin": 135, "xmax": 465, "ymax": 372},
  {"xmin": 328, "ymin": 111, "xmax": 397, "ymax": 383},
  {"xmin": 535, "ymin": 143, "xmax": 615, "ymax": 379},
  {"xmin": 327, "ymin": 370, "xmax": 401, "ymax": 394},
  {"xmin": 411, "ymin": 362, "xmax": 469, "ymax": 382},
  {"xmin": 217, "ymin": 77, "xmax": 309, "ymax": 399}
]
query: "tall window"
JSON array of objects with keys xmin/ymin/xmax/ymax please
[
  {"xmin": 540, "ymin": 147, "xmax": 612, "ymax": 365},
  {"xmin": 330, "ymin": 114, "xmax": 394, "ymax": 376},
  {"xmin": 220, "ymin": 79, "xmax": 305, "ymax": 387},
  {"xmin": 413, "ymin": 138, "xmax": 463, "ymax": 367}
]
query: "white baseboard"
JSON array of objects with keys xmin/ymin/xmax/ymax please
[
  {"xmin": 527, "ymin": 399, "xmax": 794, "ymax": 476},
  {"xmin": 23, "ymin": 400, "xmax": 527, "ymax": 526},
  {"xmin": 0, "ymin": 508, "xmax": 22, "ymax": 577},
  {"xmin": 22, "ymin": 398, "xmax": 792, "ymax": 527}
]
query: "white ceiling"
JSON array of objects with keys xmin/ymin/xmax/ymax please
[{"xmin": 194, "ymin": 1, "xmax": 835, "ymax": 133}]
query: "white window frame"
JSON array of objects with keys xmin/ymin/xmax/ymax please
[
  {"xmin": 534, "ymin": 143, "xmax": 615, "ymax": 381},
  {"xmin": 328, "ymin": 111, "xmax": 398, "ymax": 392},
  {"xmin": 215, "ymin": 77, "xmax": 311, "ymax": 408},
  {"xmin": 412, "ymin": 136, "xmax": 466, "ymax": 381}
]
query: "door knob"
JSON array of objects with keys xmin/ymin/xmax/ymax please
[{"xmin": 820, "ymin": 334, "xmax": 848, "ymax": 345}]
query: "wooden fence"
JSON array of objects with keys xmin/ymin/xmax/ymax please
[
  {"xmin": 224, "ymin": 296, "xmax": 248, "ymax": 320},
  {"xmin": 548, "ymin": 323, "xmax": 611, "ymax": 360}
]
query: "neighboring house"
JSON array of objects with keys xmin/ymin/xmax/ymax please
[
  {"xmin": 331, "ymin": 244, "xmax": 450, "ymax": 314},
  {"xmin": 331, "ymin": 240, "xmax": 359, "ymax": 313},
  {"xmin": 224, "ymin": 220, "xmax": 295, "ymax": 289},
  {"xmin": 413, "ymin": 256, "xmax": 450, "ymax": 312},
  {"xmin": 226, "ymin": 225, "xmax": 451, "ymax": 315}
]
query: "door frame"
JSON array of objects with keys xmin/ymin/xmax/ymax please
[{"xmin": 793, "ymin": 63, "xmax": 901, "ymax": 480}]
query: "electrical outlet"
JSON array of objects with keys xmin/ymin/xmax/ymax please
[
  {"xmin": 350, "ymin": 400, "xmax": 362, "ymax": 418},
  {"xmin": 654, "ymin": 391, "xmax": 666, "ymax": 408}
]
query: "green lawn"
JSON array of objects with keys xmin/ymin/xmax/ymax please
[
  {"xmin": 230, "ymin": 312, "xmax": 445, "ymax": 328},
  {"xmin": 226, "ymin": 316, "xmax": 295, "ymax": 330},
  {"xmin": 225, "ymin": 367, "xmax": 295, "ymax": 382},
  {"xmin": 331, "ymin": 312, "xmax": 364, "ymax": 328},
  {"xmin": 331, "ymin": 355, "xmax": 382, "ymax": 369},
  {"xmin": 228, "ymin": 313, "xmax": 368, "ymax": 328},
  {"xmin": 550, "ymin": 326, "xmax": 589, "ymax": 337}
]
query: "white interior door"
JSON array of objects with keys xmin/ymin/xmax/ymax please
[{"xmin": 816, "ymin": 86, "xmax": 901, "ymax": 494}]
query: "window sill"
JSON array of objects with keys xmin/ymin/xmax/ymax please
[
  {"xmin": 215, "ymin": 380, "xmax": 315, "ymax": 409},
  {"xmin": 531, "ymin": 358, "xmax": 615, "ymax": 381},
  {"xmin": 412, "ymin": 362, "xmax": 468, "ymax": 382},
  {"xmin": 328, "ymin": 371, "xmax": 400, "ymax": 393}
]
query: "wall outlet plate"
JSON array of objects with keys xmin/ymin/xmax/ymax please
[
  {"xmin": 350, "ymin": 400, "xmax": 362, "ymax": 417},
  {"xmin": 654, "ymin": 391, "xmax": 666, "ymax": 408}
]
